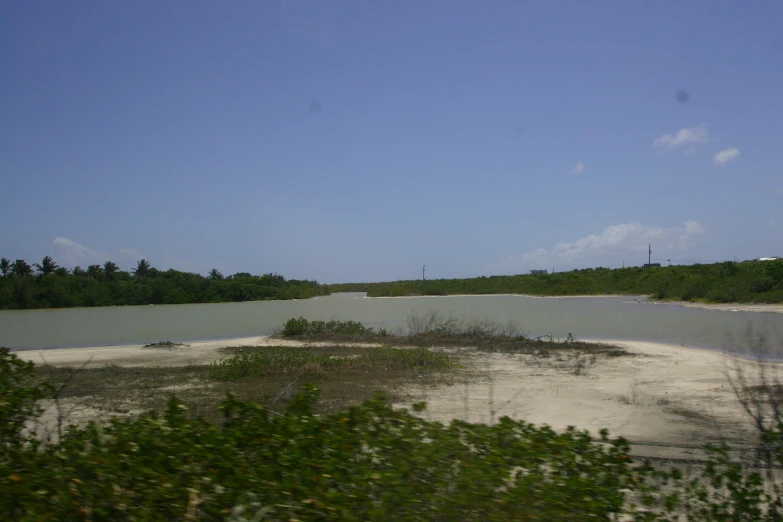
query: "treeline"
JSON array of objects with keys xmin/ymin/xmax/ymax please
[
  {"xmin": 0, "ymin": 257, "xmax": 329, "ymax": 309},
  {"xmin": 329, "ymin": 259, "xmax": 783, "ymax": 303}
]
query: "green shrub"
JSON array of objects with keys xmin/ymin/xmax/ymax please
[
  {"xmin": 0, "ymin": 347, "xmax": 52, "ymax": 444},
  {"xmin": 282, "ymin": 317, "xmax": 373, "ymax": 337}
]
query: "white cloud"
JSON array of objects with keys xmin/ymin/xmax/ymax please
[
  {"xmin": 653, "ymin": 124, "xmax": 709, "ymax": 151},
  {"xmin": 713, "ymin": 147, "xmax": 740, "ymax": 166},
  {"xmin": 486, "ymin": 220, "xmax": 705, "ymax": 273},
  {"xmin": 572, "ymin": 161, "xmax": 586, "ymax": 174},
  {"xmin": 119, "ymin": 248, "xmax": 144, "ymax": 260},
  {"xmin": 52, "ymin": 237, "xmax": 110, "ymax": 267}
]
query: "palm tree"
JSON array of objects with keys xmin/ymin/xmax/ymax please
[
  {"xmin": 208, "ymin": 269, "xmax": 224, "ymax": 281},
  {"xmin": 72, "ymin": 266, "xmax": 86, "ymax": 277},
  {"xmin": 87, "ymin": 265, "xmax": 104, "ymax": 279},
  {"xmin": 0, "ymin": 258, "xmax": 9, "ymax": 277},
  {"xmin": 133, "ymin": 259, "xmax": 152, "ymax": 278},
  {"xmin": 33, "ymin": 256, "xmax": 59, "ymax": 276},
  {"xmin": 103, "ymin": 261, "xmax": 119, "ymax": 281},
  {"xmin": 10, "ymin": 259, "xmax": 33, "ymax": 278}
]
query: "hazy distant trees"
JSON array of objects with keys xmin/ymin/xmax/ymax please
[
  {"xmin": 103, "ymin": 261, "xmax": 119, "ymax": 281},
  {"xmin": 133, "ymin": 259, "xmax": 152, "ymax": 278},
  {"xmin": 87, "ymin": 265, "xmax": 103, "ymax": 280},
  {"xmin": 329, "ymin": 260, "xmax": 783, "ymax": 303},
  {"xmin": 0, "ymin": 255, "xmax": 329, "ymax": 309},
  {"xmin": 10, "ymin": 260, "xmax": 33, "ymax": 278},
  {"xmin": 33, "ymin": 256, "xmax": 59, "ymax": 277}
]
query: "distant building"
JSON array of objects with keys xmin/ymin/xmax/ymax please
[
  {"xmin": 643, "ymin": 263, "xmax": 661, "ymax": 268},
  {"xmin": 529, "ymin": 270, "xmax": 548, "ymax": 275},
  {"xmin": 758, "ymin": 257, "xmax": 781, "ymax": 261}
]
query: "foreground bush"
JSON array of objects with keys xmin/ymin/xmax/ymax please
[
  {"xmin": 3, "ymin": 349, "xmax": 783, "ymax": 520},
  {"xmin": 2, "ymin": 388, "xmax": 653, "ymax": 520}
]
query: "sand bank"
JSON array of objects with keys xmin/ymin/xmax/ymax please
[
  {"xmin": 16, "ymin": 337, "xmax": 771, "ymax": 463},
  {"xmin": 14, "ymin": 336, "xmax": 384, "ymax": 368},
  {"xmin": 397, "ymin": 340, "xmax": 768, "ymax": 461}
]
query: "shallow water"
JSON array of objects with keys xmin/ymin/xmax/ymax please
[{"xmin": 2, "ymin": 293, "xmax": 782, "ymax": 353}]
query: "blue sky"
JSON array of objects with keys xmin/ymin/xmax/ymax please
[{"xmin": 1, "ymin": 1, "xmax": 781, "ymax": 283}]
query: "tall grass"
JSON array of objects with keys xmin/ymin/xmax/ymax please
[
  {"xmin": 282, "ymin": 317, "xmax": 382, "ymax": 337},
  {"xmin": 406, "ymin": 309, "xmax": 525, "ymax": 340}
]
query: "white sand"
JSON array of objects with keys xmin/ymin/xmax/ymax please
[
  {"xmin": 398, "ymin": 340, "xmax": 773, "ymax": 461},
  {"xmin": 14, "ymin": 336, "xmax": 385, "ymax": 368},
  {"xmin": 672, "ymin": 302, "xmax": 783, "ymax": 314}
]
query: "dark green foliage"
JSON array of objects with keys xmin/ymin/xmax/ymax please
[
  {"xmin": 0, "ymin": 348, "xmax": 53, "ymax": 444},
  {"xmin": 10, "ymin": 259, "xmax": 33, "ymax": 278},
  {"xmin": 132, "ymin": 258, "xmax": 152, "ymax": 278},
  {"xmin": 330, "ymin": 260, "xmax": 783, "ymax": 303},
  {"xmin": 103, "ymin": 261, "xmax": 119, "ymax": 281},
  {"xmin": 0, "ymin": 258, "xmax": 329, "ymax": 309},
  {"xmin": 33, "ymin": 256, "xmax": 58, "ymax": 276}
]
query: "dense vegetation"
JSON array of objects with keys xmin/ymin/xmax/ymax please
[
  {"xmin": 329, "ymin": 259, "xmax": 783, "ymax": 303},
  {"xmin": 4, "ymin": 347, "xmax": 783, "ymax": 520},
  {"xmin": 0, "ymin": 256, "xmax": 328, "ymax": 309}
]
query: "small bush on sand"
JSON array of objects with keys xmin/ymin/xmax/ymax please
[
  {"xmin": 208, "ymin": 346, "xmax": 457, "ymax": 381},
  {"xmin": 282, "ymin": 317, "xmax": 374, "ymax": 337}
]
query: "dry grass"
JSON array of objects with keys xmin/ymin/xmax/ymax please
[{"xmin": 34, "ymin": 345, "xmax": 459, "ymax": 425}]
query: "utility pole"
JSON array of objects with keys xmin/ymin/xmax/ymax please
[
  {"xmin": 648, "ymin": 244, "xmax": 652, "ymax": 269},
  {"xmin": 422, "ymin": 265, "xmax": 426, "ymax": 281}
]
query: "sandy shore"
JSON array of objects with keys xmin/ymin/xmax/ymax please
[
  {"xmin": 397, "ymin": 339, "xmax": 771, "ymax": 462},
  {"xmin": 668, "ymin": 301, "xmax": 783, "ymax": 314},
  {"xmin": 14, "ymin": 336, "xmax": 385, "ymax": 368},
  {"xmin": 17, "ymin": 336, "xmax": 772, "ymax": 463},
  {"xmin": 368, "ymin": 292, "xmax": 783, "ymax": 314},
  {"xmin": 369, "ymin": 294, "xmax": 640, "ymax": 299}
]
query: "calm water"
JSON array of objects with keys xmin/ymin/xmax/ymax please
[{"xmin": 1, "ymin": 293, "xmax": 782, "ymax": 352}]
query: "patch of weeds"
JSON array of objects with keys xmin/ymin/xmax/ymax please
[
  {"xmin": 208, "ymin": 347, "xmax": 458, "ymax": 382},
  {"xmin": 282, "ymin": 317, "xmax": 378, "ymax": 338},
  {"xmin": 619, "ymin": 379, "xmax": 641, "ymax": 405},
  {"xmin": 666, "ymin": 407, "xmax": 716, "ymax": 424},
  {"xmin": 142, "ymin": 340, "xmax": 191, "ymax": 349}
]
